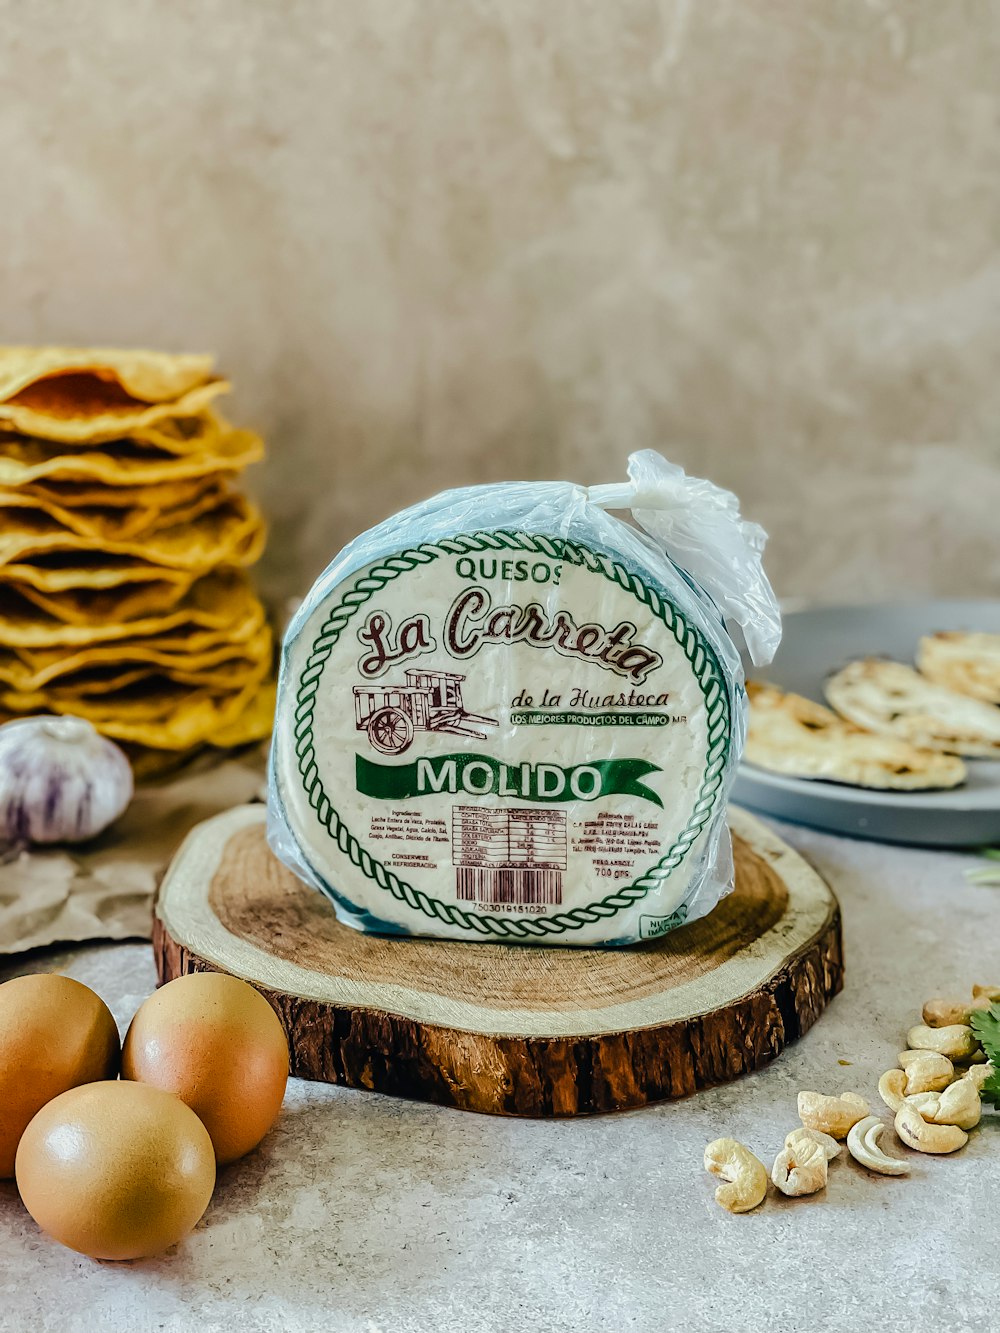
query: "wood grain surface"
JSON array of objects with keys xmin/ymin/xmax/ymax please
[{"xmin": 154, "ymin": 805, "xmax": 842, "ymax": 1116}]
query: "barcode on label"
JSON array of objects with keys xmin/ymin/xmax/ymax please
[{"xmin": 455, "ymin": 867, "xmax": 563, "ymax": 905}]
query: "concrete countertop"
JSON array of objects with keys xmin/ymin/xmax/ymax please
[{"xmin": 0, "ymin": 819, "xmax": 996, "ymax": 1333}]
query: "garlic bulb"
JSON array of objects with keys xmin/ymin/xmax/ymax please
[{"xmin": 0, "ymin": 716, "xmax": 134, "ymax": 845}]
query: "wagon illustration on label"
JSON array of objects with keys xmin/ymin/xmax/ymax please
[{"xmin": 352, "ymin": 670, "xmax": 498, "ymax": 756}]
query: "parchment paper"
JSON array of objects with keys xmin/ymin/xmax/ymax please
[{"xmin": 0, "ymin": 746, "xmax": 267, "ymax": 955}]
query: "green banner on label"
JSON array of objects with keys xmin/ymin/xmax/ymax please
[{"xmin": 355, "ymin": 752, "xmax": 664, "ymax": 808}]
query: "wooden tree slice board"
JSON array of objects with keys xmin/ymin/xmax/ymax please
[{"xmin": 154, "ymin": 804, "xmax": 843, "ymax": 1117}]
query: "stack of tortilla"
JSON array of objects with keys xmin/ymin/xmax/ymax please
[
  {"xmin": 747, "ymin": 631, "xmax": 1000, "ymax": 791},
  {"xmin": 0, "ymin": 347, "xmax": 275, "ymax": 774}
]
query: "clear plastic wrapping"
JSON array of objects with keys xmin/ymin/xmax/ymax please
[{"xmin": 268, "ymin": 452, "xmax": 779, "ymax": 946}]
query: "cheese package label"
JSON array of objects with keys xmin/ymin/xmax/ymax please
[{"xmin": 269, "ymin": 458, "xmax": 780, "ymax": 946}]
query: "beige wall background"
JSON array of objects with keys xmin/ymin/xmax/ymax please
[{"xmin": 1, "ymin": 0, "xmax": 997, "ymax": 606}]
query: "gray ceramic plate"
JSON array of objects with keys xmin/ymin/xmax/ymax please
[{"xmin": 732, "ymin": 600, "xmax": 1000, "ymax": 846}]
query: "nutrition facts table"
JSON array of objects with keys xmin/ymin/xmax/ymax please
[{"xmin": 451, "ymin": 807, "xmax": 567, "ymax": 869}]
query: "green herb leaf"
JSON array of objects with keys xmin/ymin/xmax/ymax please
[
  {"xmin": 971, "ymin": 1004, "xmax": 1000, "ymax": 1058},
  {"xmin": 965, "ymin": 848, "xmax": 1000, "ymax": 883},
  {"xmin": 966, "ymin": 868, "xmax": 1000, "ymax": 886},
  {"xmin": 971, "ymin": 1005, "xmax": 1000, "ymax": 1108}
]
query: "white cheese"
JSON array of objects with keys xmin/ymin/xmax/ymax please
[{"xmin": 268, "ymin": 463, "xmax": 777, "ymax": 946}]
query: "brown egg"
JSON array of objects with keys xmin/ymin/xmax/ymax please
[
  {"xmin": 122, "ymin": 972, "xmax": 289, "ymax": 1165},
  {"xmin": 15, "ymin": 1080, "xmax": 215, "ymax": 1260},
  {"xmin": 0, "ymin": 973, "xmax": 120, "ymax": 1178}
]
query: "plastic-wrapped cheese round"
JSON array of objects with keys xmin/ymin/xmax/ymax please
[{"xmin": 268, "ymin": 478, "xmax": 750, "ymax": 946}]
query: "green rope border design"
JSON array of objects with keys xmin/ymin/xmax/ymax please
[{"xmin": 291, "ymin": 531, "xmax": 730, "ymax": 939}]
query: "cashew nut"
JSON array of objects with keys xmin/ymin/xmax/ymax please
[
  {"xmin": 771, "ymin": 1137, "xmax": 828, "ymax": 1197},
  {"xmin": 922, "ymin": 997, "xmax": 973, "ymax": 1028},
  {"xmin": 957, "ymin": 1061, "xmax": 994, "ymax": 1092},
  {"xmin": 797, "ymin": 1090, "xmax": 869, "ymax": 1139},
  {"xmin": 894, "ymin": 1103, "xmax": 968, "ymax": 1154},
  {"xmin": 897, "ymin": 1050, "xmax": 954, "ymax": 1093},
  {"xmin": 784, "ymin": 1127, "xmax": 842, "ymax": 1161},
  {"xmin": 972, "ymin": 984, "xmax": 1000, "ymax": 1003},
  {"xmin": 846, "ymin": 1116, "xmax": 910, "ymax": 1176},
  {"xmin": 704, "ymin": 1138, "xmax": 768, "ymax": 1214},
  {"xmin": 940, "ymin": 1078, "xmax": 982, "ymax": 1129},
  {"xmin": 906, "ymin": 1079, "xmax": 982, "ymax": 1131},
  {"xmin": 906, "ymin": 1024, "xmax": 980, "ymax": 1062},
  {"xmin": 879, "ymin": 1069, "xmax": 908, "ymax": 1112}
]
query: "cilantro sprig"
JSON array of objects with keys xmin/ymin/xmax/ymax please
[
  {"xmin": 965, "ymin": 849, "xmax": 1000, "ymax": 886},
  {"xmin": 970, "ymin": 1004, "xmax": 1000, "ymax": 1108}
]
